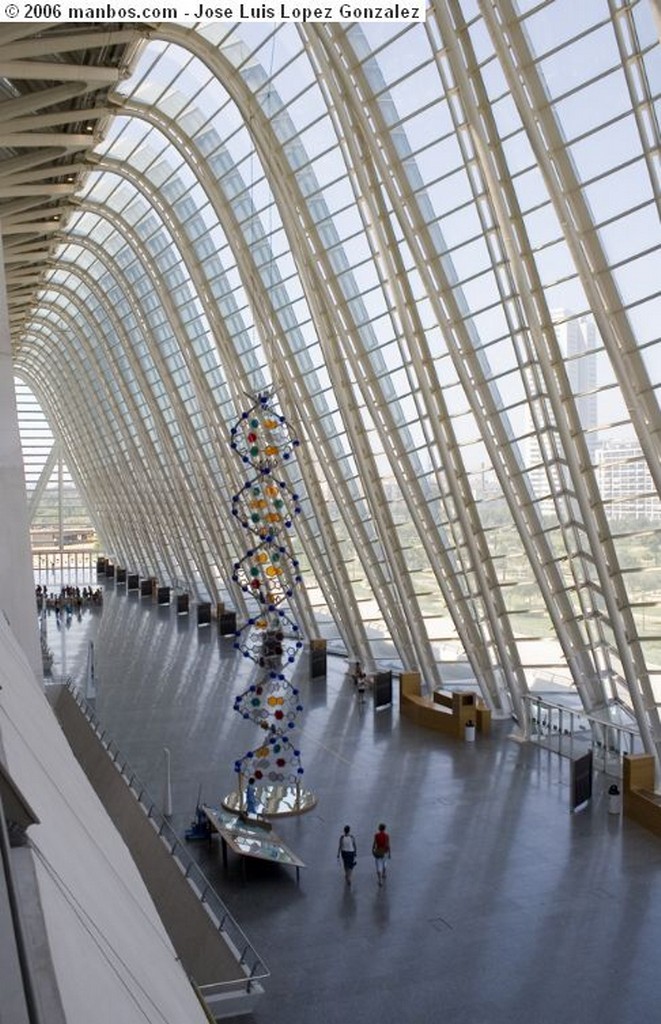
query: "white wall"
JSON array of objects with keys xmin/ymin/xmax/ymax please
[
  {"xmin": 0, "ymin": 231, "xmax": 41, "ymax": 679},
  {"xmin": 0, "ymin": 613, "xmax": 209, "ymax": 1024}
]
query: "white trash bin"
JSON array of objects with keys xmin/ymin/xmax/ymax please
[
  {"xmin": 608, "ymin": 784, "xmax": 622, "ymax": 815},
  {"xmin": 464, "ymin": 720, "xmax": 476, "ymax": 742}
]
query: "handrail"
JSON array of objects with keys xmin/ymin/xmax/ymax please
[
  {"xmin": 524, "ymin": 692, "xmax": 639, "ymax": 734},
  {"xmin": 57, "ymin": 677, "xmax": 269, "ymax": 994},
  {"xmin": 523, "ymin": 692, "xmax": 642, "ymax": 763}
]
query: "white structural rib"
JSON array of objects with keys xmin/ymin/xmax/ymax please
[
  {"xmin": 6, "ymin": 15, "xmax": 661, "ymax": 771},
  {"xmin": 477, "ymin": 0, "xmax": 661, "ymax": 760}
]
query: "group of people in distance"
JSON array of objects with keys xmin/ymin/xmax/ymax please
[
  {"xmin": 337, "ymin": 822, "xmax": 390, "ymax": 887},
  {"xmin": 36, "ymin": 584, "xmax": 103, "ymax": 621}
]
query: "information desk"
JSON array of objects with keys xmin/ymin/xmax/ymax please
[{"xmin": 203, "ymin": 805, "xmax": 305, "ymax": 882}]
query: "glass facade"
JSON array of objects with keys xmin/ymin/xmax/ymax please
[{"xmin": 8, "ymin": 8, "xmax": 661, "ymax": 754}]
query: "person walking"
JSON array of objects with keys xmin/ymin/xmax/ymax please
[
  {"xmin": 372, "ymin": 823, "xmax": 391, "ymax": 886},
  {"xmin": 337, "ymin": 824, "xmax": 357, "ymax": 886}
]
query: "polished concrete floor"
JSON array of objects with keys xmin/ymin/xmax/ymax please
[{"xmin": 43, "ymin": 580, "xmax": 661, "ymax": 1024}]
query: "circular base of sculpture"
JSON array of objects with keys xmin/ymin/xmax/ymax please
[{"xmin": 223, "ymin": 783, "xmax": 317, "ymax": 818}]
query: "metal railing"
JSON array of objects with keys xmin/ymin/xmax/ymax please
[
  {"xmin": 524, "ymin": 693, "xmax": 643, "ymax": 774},
  {"xmin": 57, "ymin": 677, "xmax": 269, "ymax": 997}
]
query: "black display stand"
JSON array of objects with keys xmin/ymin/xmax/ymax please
[
  {"xmin": 571, "ymin": 749, "xmax": 593, "ymax": 811},
  {"xmin": 218, "ymin": 611, "xmax": 237, "ymax": 635},
  {"xmin": 309, "ymin": 639, "xmax": 327, "ymax": 679},
  {"xmin": 374, "ymin": 670, "xmax": 393, "ymax": 710},
  {"xmin": 140, "ymin": 579, "xmax": 154, "ymax": 598},
  {"xmin": 96, "ymin": 557, "xmax": 107, "ymax": 574},
  {"xmin": 127, "ymin": 573, "xmax": 139, "ymax": 592},
  {"xmin": 116, "ymin": 567, "xmax": 127, "ymax": 584},
  {"xmin": 104, "ymin": 562, "xmax": 115, "ymax": 578},
  {"xmin": 177, "ymin": 593, "xmax": 189, "ymax": 615},
  {"xmin": 157, "ymin": 586, "xmax": 171, "ymax": 606},
  {"xmin": 197, "ymin": 602, "xmax": 211, "ymax": 627}
]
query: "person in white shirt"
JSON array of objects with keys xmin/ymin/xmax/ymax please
[{"xmin": 337, "ymin": 825, "xmax": 357, "ymax": 886}]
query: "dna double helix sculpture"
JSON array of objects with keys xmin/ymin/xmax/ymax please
[{"xmin": 228, "ymin": 393, "xmax": 314, "ymax": 815}]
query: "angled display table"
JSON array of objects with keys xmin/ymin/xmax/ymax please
[{"xmin": 202, "ymin": 805, "xmax": 305, "ymax": 882}]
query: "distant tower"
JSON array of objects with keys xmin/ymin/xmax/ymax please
[
  {"xmin": 596, "ymin": 442, "xmax": 661, "ymax": 521},
  {"xmin": 526, "ymin": 311, "xmax": 599, "ymax": 503},
  {"xmin": 558, "ymin": 314, "xmax": 598, "ymax": 459}
]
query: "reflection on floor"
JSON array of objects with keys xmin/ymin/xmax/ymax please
[{"xmin": 43, "ymin": 582, "xmax": 661, "ymax": 1024}]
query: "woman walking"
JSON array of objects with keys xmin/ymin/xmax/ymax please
[{"xmin": 337, "ymin": 825, "xmax": 357, "ymax": 886}]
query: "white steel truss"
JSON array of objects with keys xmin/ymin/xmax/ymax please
[{"xmin": 3, "ymin": 12, "xmax": 660, "ymax": 770}]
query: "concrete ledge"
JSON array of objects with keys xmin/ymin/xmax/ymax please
[
  {"xmin": 476, "ymin": 706, "xmax": 491, "ymax": 735},
  {"xmin": 199, "ymin": 979, "xmax": 265, "ymax": 1019},
  {"xmin": 402, "ymin": 692, "xmax": 458, "ymax": 736},
  {"xmin": 623, "ymin": 754, "xmax": 661, "ymax": 839},
  {"xmin": 624, "ymin": 788, "xmax": 661, "ymax": 839},
  {"xmin": 47, "ymin": 684, "xmax": 263, "ymax": 1018},
  {"xmin": 399, "ymin": 673, "xmax": 489, "ymax": 740}
]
